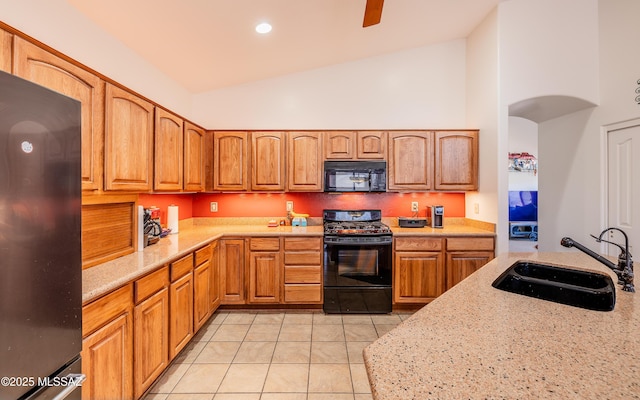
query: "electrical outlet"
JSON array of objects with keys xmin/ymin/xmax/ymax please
[
  {"xmin": 474, "ymin": 203, "xmax": 480, "ymax": 214},
  {"xmin": 411, "ymin": 202, "xmax": 419, "ymax": 212},
  {"xmin": 210, "ymin": 202, "xmax": 218, "ymax": 212},
  {"xmin": 286, "ymin": 201, "xmax": 294, "ymax": 212}
]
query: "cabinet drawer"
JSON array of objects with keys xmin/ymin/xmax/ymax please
[
  {"xmin": 250, "ymin": 237, "xmax": 280, "ymax": 251},
  {"xmin": 170, "ymin": 253, "xmax": 194, "ymax": 282},
  {"xmin": 284, "ymin": 284, "xmax": 322, "ymax": 303},
  {"xmin": 83, "ymin": 284, "xmax": 133, "ymax": 337},
  {"xmin": 395, "ymin": 237, "xmax": 442, "ymax": 251},
  {"xmin": 447, "ymin": 237, "xmax": 494, "ymax": 251},
  {"xmin": 195, "ymin": 243, "xmax": 213, "ymax": 266},
  {"xmin": 284, "ymin": 237, "xmax": 322, "ymax": 251},
  {"xmin": 284, "ymin": 251, "xmax": 321, "ymax": 265},
  {"xmin": 134, "ymin": 266, "xmax": 169, "ymax": 304},
  {"xmin": 284, "ymin": 266, "xmax": 321, "ymax": 284}
]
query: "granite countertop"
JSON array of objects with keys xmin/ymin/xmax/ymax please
[
  {"xmin": 363, "ymin": 252, "xmax": 640, "ymax": 399},
  {"xmin": 82, "ymin": 220, "xmax": 323, "ymax": 304},
  {"xmin": 387, "ymin": 217, "xmax": 495, "ymax": 236},
  {"xmin": 83, "ymin": 217, "xmax": 494, "ymax": 304}
]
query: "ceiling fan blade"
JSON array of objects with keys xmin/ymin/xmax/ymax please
[{"xmin": 363, "ymin": 0, "xmax": 384, "ymax": 27}]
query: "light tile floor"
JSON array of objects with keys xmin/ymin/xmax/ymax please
[{"xmin": 145, "ymin": 310, "xmax": 412, "ymax": 400}]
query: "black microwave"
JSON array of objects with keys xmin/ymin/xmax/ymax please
[{"xmin": 324, "ymin": 161, "xmax": 386, "ymax": 192}]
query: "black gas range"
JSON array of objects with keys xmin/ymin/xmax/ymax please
[{"xmin": 322, "ymin": 210, "xmax": 393, "ymax": 314}]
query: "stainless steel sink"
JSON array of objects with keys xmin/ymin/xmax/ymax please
[{"xmin": 492, "ymin": 261, "xmax": 616, "ymax": 311}]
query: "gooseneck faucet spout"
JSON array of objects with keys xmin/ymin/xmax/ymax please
[{"xmin": 561, "ymin": 228, "xmax": 634, "ymax": 293}]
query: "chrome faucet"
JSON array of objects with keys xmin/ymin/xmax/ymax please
[{"xmin": 561, "ymin": 228, "xmax": 634, "ymax": 292}]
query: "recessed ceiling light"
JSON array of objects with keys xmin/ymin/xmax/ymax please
[{"xmin": 255, "ymin": 22, "xmax": 272, "ymax": 34}]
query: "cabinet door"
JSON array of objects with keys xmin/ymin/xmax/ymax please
[
  {"xmin": 388, "ymin": 131, "xmax": 433, "ymax": 191},
  {"xmin": 82, "ymin": 313, "xmax": 133, "ymax": 400},
  {"xmin": 393, "ymin": 251, "xmax": 444, "ymax": 303},
  {"xmin": 252, "ymin": 131, "xmax": 285, "ymax": 191},
  {"xmin": 357, "ymin": 131, "xmax": 387, "ymax": 159},
  {"xmin": 287, "ymin": 132, "xmax": 323, "ymax": 191},
  {"xmin": 220, "ymin": 239, "xmax": 246, "ymax": 304},
  {"xmin": 209, "ymin": 240, "xmax": 221, "ymax": 312},
  {"xmin": 13, "ymin": 37, "xmax": 105, "ymax": 191},
  {"xmin": 446, "ymin": 251, "xmax": 494, "ymax": 290},
  {"xmin": 105, "ymin": 83, "xmax": 154, "ymax": 191},
  {"xmin": 435, "ymin": 130, "xmax": 478, "ymax": 190},
  {"xmin": 133, "ymin": 287, "xmax": 169, "ymax": 399},
  {"xmin": 184, "ymin": 122, "xmax": 205, "ymax": 192},
  {"xmin": 193, "ymin": 261, "xmax": 211, "ymax": 332},
  {"xmin": 1, "ymin": 27, "xmax": 12, "ymax": 73},
  {"xmin": 214, "ymin": 131, "xmax": 249, "ymax": 191},
  {"xmin": 154, "ymin": 108, "xmax": 183, "ymax": 191},
  {"xmin": 169, "ymin": 273, "xmax": 193, "ymax": 360},
  {"xmin": 325, "ymin": 131, "xmax": 355, "ymax": 159},
  {"xmin": 248, "ymin": 251, "xmax": 281, "ymax": 303}
]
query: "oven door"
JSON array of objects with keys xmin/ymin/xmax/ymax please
[{"xmin": 323, "ymin": 239, "xmax": 392, "ymax": 313}]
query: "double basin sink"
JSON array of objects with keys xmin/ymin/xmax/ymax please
[{"xmin": 492, "ymin": 261, "xmax": 616, "ymax": 311}]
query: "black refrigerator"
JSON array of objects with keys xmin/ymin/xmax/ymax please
[{"xmin": 0, "ymin": 70, "xmax": 84, "ymax": 399}]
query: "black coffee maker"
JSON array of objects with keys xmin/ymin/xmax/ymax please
[{"xmin": 430, "ymin": 205, "xmax": 444, "ymax": 228}]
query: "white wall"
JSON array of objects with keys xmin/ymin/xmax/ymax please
[
  {"xmin": 498, "ymin": 0, "xmax": 599, "ymax": 107},
  {"xmin": 192, "ymin": 40, "xmax": 468, "ymax": 130},
  {"xmin": 537, "ymin": 0, "xmax": 640, "ymax": 251},
  {"xmin": 0, "ymin": 0, "xmax": 193, "ymax": 120},
  {"xmin": 465, "ymin": 8, "xmax": 504, "ymax": 250}
]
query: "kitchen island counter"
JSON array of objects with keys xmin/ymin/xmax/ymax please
[
  {"xmin": 363, "ymin": 252, "xmax": 640, "ymax": 399},
  {"xmin": 82, "ymin": 221, "xmax": 323, "ymax": 303}
]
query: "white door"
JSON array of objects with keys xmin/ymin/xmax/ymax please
[{"xmin": 607, "ymin": 122, "xmax": 640, "ymax": 257}]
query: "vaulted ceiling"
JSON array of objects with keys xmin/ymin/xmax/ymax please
[{"xmin": 67, "ymin": 0, "xmax": 503, "ymax": 93}]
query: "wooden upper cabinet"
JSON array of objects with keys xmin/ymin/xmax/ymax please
[
  {"xmin": 388, "ymin": 131, "xmax": 433, "ymax": 191},
  {"xmin": 184, "ymin": 122, "xmax": 205, "ymax": 192},
  {"xmin": 252, "ymin": 131, "xmax": 285, "ymax": 191},
  {"xmin": 287, "ymin": 132, "xmax": 323, "ymax": 191},
  {"xmin": 434, "ymin": 130, "xmax": 479, "ymax": 191},
  {"xmin": 154, "ymin": 108, "xmax": 183, "ymax": 191},
  {"xmin": 213, "ymin": 131, "xmax": 249, "ymax": 191},
  {"xmin": 104, "ymin": 83, "xmax": 154, "ymax": 191},
  {"xmin": 325, "ymin": 131, "xmax": 386, "ymax": 160},
  {"xmin": 357, "ymin": 131, "xmax": 387, "ymax": 159},
  {"xmin": 13, "ymin": 37, "xmax": 105, "ymax": 191},
  {"xmin": 325, "ymin": 131, "xmax": 355, "ymax": 159},
  {"xmin": 0, "ymin": 27, "xmax": 11, "ymax": 72}
]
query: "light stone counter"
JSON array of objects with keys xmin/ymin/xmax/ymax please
[
  {"xmin": 388, "ymin": 217, "xmax": 495, "ymax": 237},
  {"xmin": 82, "ymin": 221, "xmax": 323, "ymax": 304},
  {"xmin": 364, "ymin": 252, "xmax": 640, "ymax": 399}
]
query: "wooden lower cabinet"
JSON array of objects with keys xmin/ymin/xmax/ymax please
[
  {"xmin": 82, "ymin": 285, "xmax": 133, "ymax": 400},
  {"xmin": 194, "ymin": 244, "xmax": 213, "ymax": 331},
  {"xmin": 248, "ymin": 238, "xmax": 281, "ymax": 303},
  {"xmin": 445, "ymin": 237, "xmax": 495, "ymax": 290},
  {"xmin": 210, "ymin": 240, "xmax": 221, "ymax": 312},
  {"xmin": 220, "ymin": 239, "xmax": 247, "ymax": 304},
  {"xmin": 394, "ymin": 251, "xmax": 445, "ymax": 303},
  {"xmin": 283, "ymin": 237, "xmax": 323, "ymax": 304},
  {"xmin": 393, "ymin": 236, "xmax": 495, "ymax": 304},
  {"xmin": 133, "ymin": 267, "xmax": 169, "ymax": 399},
  {"xmin": 169, "ymin": 254, "xmax": 194, "ymax": 360}
]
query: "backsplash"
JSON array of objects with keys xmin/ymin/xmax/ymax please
[{"xmin": 140, "ymin": 192, "xmax": 465, "ymax": 225}]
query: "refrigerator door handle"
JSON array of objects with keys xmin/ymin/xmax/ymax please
[{"xmin": 51, "ymin": 374, "xmax": 86, "ymax": 400}]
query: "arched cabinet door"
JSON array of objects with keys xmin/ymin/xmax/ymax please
[
  {"xmin": 154, "ymin": 108, "xmax": 184, "ymax": 191},
  {"xmin": 434, "ymin": 130, "xmax": 479, "ymax": 191},
  {"xmin": 13, "ymin": 37, "xmax": 105, "ymax": 192},
  {"xmin": 104, "ymin": 83, "xmax": 154, "ymax": 191}
]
